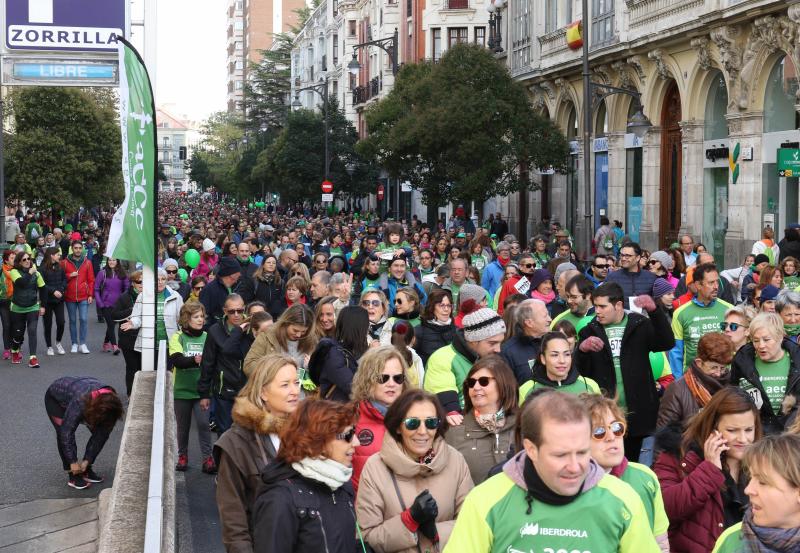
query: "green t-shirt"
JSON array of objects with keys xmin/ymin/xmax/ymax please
[
  {"xmin": 550, "ymin": 309, "xmax": 586, "ymax": 332},
  {"xmin": 168, "ymin": 330, "xmax": 207, "ymax": 400},
  {"xmin": 619, "ymin": 462, "xmax": 669, "ymax": 535},
  {"xmin": 672, "ymin": 299, "xmax": 732, "ymax": 369},
  {"xmin": 741, "ymin": 352, "xmax": 790, "ymax": 413},
  {"xmin": 711, "ymin": 522, "xmax": 744, "ymax": 553},
  {"xmin": 156, "ymin": 292, "xmax": 168, "ymax": 342},
  {"xmin": 519, "ymin": 376, "xmax": 600, "ymax": 404},
  {"xmin": 784, "ymin": 274, "xmax": 800, "ymax": 290},
  {"xmin": 604, "ymin": 316, "xmax": 628, "ymax": 409}
]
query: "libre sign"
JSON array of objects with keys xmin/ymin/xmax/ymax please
[
  {"xmin": 778, "ymin": 148, "xmax": 800, "ymax": 178},
  {"xmin": 5, "ymin": 0, "xmax": 126, "ymax": 52}
]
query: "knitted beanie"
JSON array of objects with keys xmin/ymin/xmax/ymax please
[
  {"xmin": 202, "ymin": 238, "xmax": 216, "ymax": 253},
  {"xmin": 459, "ymin": 284, "xmax": 487, "ymax": 307},
  {"xmin": 530, "ymin": 269, "xmax": 554, "ymax": 291},
  {"xmin": 462, "ymin": 301, "xmax": 506, "ymax": 342},
  {"xmin": 650, "ymin": 250, "xmax": 675, "ymax": 271},
  {"xmin": 652, "ymin": 278, "xmax": 674, "ymax": 300}
]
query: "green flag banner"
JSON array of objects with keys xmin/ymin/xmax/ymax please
[{"xmin": 107, "ymin": 37, "xmax": 156, "ymax": 269}]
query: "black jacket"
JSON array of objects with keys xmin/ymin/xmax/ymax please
[
  {"xmin": 501, "ymin": 332, "xmax": 542, "ymax": 385},
  {"xmin": 236, "ymin": 261, "xmax": 259, "ymax": 302},
  {"xmin": 252, "ymin": 460, "xmax": 358, "ymax": 553},
  {"xmin": 307, "ymin": 338, "xmax": 359, "ymax": 402},
  {"xmin": 198, "ymin": 321, "xmax": 248, "ymax": 400},
  {"xmin": 414, "ymin": 319, "xmax": 456, "ymax": 367},
  {"xmin": 111, "ymin": 288, "xmax": 139, "ymax": 351},
  {"xmin": 604, "ymin": 269, "xmax": 658, "ymax": 309},
  {"xmin": 41, "ymin": 264, "xmax": 67, "ymax": 305},
  {"xmin": 731, "ymin": 339, "xmax": 800, "ymax": 435},
  {"xmin": 575, "ymin": 309, "xmax": 675, "ymax": 437},
  {"xmin": 200, "ymin": 278, "xmax": 232, "ymax": 331},
  {"xmin": 241, "ymin": 274, "xmax": 286, "ymax": 319}
]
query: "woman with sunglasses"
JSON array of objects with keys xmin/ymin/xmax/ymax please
[
  {"xmin": 722, "ymin": 305, "xmax": 755, "ymax": 352},
  {"xmin": 8, "ymin": 251, "xmax": 46, "ymax": 366},
  {"xmin": 655, "ymin": 387, "xmax": 762, "ymax": 553},
  {"xmin": 186, "ymin": 276, "xmax": 206, "ymax": 304},
  {"xmin": 357, "ymin": 389, "xmax": 473, "ymax": 552},
  {"xmin": 583, "ymin": 393, "xmax": 670, "ymax": 552},
  {"xmin": 349, "ymin": 345, "xmax": 411, "ymax": 491},
  {"xmin": 252, "ymin": 399, "xmax": 362, "ymax": 553},
  {"xmin": 361, "ymin": 289, "xmax": 389, "ymax": 342},
  {"xmin": 657, "ymin": 332, "xmax": 735, "ymax": 429},
  {"xmin": 445, "ymin": 355, "xmax": 517, "ymax": 485},
  {"xmin": 518, "ymin": 331, "xmax": 600, "ymax": 403},
  {"xmin": 379, "ymin": 286, "xmax": 421, "ymax": 343}
]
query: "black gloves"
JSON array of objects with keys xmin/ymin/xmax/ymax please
[{"xmin": 409, "ymin": 489, "xmax": 438, "ymax": 524}]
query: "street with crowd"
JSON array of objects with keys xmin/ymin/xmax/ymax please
[{"xmin": 27, "ymin": 193, "xmax": 800, "ymax": 553}]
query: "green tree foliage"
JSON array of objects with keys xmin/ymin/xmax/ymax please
[
  {"xmin": 5, "ymin": 87, "xmax": 123, "ymax": 211},
  {"xmin": 252, "ymin": 99, "xmax": 378, "ymax": 203},
  {"xmin": 243, "ymin": 33, "xmax": 293, "ymax": 134},
  {"xmin": 357, "ymin": 44, "xmax": 571, "ymax": 205}
]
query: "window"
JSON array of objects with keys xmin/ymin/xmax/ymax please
[
  {"xmin": 234, "ymin": 21, "xmax": 243, "ymax": 30},
  {"xmin": 510, "ymin": 0, "xmax": 530, "ymax": 70},
  {"xmin": 474, "ymin": 27, "xmax": 486, "ymax": 46},
  {"xmin": 448, "ymin": 27, "xmax": 468, "ymax": 48},
  {"xmin": 591, "ymin": 0, "xmax": 615, "ymax": 47},
  {"xmin": 348, "ymin": 20, "xmax": 357, "ymax": 36},
  {"xmin": 432, "ymin": 28, "xmax": 442, "ymax": 61},
  {"xmin": 407, "ymin": 0, "xmax": 412, "ymax": 17},
  {"xmin": 333, "ymin": 34, "xmax": 339, "ymax": 65},
  {"xmin": 235, "ymin": 80, "xmax": 244, "ymax": 90},
  {"xmin": 545, "ymin": 0, "xmax": 557, "ymax": 33},
  {"xmin": 447, "ymin": 0, "xmax": 468, "ymax": 8},
  {"xmin": 332, "ymin": 80, "xmax": 339, "ymax": 99}
]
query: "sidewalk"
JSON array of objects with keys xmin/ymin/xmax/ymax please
[{"xmin": 0, "ymin": 498, "xmax": 98, "ymax": 553}]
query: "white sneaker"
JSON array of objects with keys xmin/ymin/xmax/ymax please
[
  {"xmin": 46, "ymin": 347, "xmax": 54, "ymax": 356},
  {"xmin": 71, "ymin": 344, "xmax": 78, "ymax": 353},
  {"xmin": 55, "ymin": 343, "xmax": 66, "ymax": 355},
  {"xmin": 79, "ymin": 344, "xmax": 90, "ymax": 354}
]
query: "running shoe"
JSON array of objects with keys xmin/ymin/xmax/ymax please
[
  {"xmin": 84, "ymin": 467, "xmax": 103, "ymax": 483},
  {"xmin": 56, "ymin": 343, "xmax": 66, "ymax": 355},
  {"xmin": 68, "ymin": 474, "xmax": 91, "ymax": 490},
  {"xmin": 28, "ymin": 356, "xmax": 39, "ymax": 368},
  {"xmin": 202, "ymin": 456, "xmax": 218, "ymax": 474},
  {"xmin": 11, "ymin": 351, "xmax": 22, "ymax": 364},
  {"xmin": 175, "ymin": 454, "xmax": 188, "ymax": 471},
  {"xmin": 46, "ymin": 347, "xmax": 55, "ymax": 356}
]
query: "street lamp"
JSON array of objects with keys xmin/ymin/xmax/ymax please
[
  {"xmin": 347, "ymin": 28, "xmax": 399, "ymax": 76},
  {"xmin": 487, "ymin": 0, "xmax": 505, "ymax": 53},
  {"xmin": 291, "ymin": 77, "xmax": 331, "ymax": 181}
]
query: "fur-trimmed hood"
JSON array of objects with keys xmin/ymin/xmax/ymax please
[{"xmin": 231, "ymin": 396, "xmax": 286, "ymax": 436}]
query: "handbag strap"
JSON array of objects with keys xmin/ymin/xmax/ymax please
[{"xmin": 386, "ymin": 466, "xmax": 425, "ymax": 553}]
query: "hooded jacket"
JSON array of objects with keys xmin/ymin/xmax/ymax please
[
  {"xmin": 414, "ymin": 318, "xmax": 456, "ymax": 367},
  {"xmin": 356, "ymin": 434, "xmax": 474, "ymax": 553},
  {"xmin": 500, "ymin": 331, "xmax": 542, "ymax": 385},
  {"xmin": 252, "ymin": 460, "xmax": 358, "ymax": 553},
  {"xmin": 575, "ymin": 309, "xmax": 675, "ymax": 437},
  {"xmin": 445, "ymin": 412, "xmax": 516, "ymax": 485},
  {"xmin": 62, "ymin": 252, "xmax": 95, "ymax": 303},
  {"xmin": 444, "ymin": 451, "xmax": 660, "ymax": 552},
  {"xmin": 423, "ymin": 331, "xmax": 478, "ymax": 413},
  {"xmin": 518, "ymin": 361, "xmax": 601, "ymax": 403},
  {"xmin": 730, "ymin": 339, "xmax": 800, "ymax": 435},
  {"xmin": 213, "ymin": 397, "xmax": 283, "ymax": 553}
]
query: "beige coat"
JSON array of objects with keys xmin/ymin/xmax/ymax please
[
  {"xmin": 445, "ymin": 412, "xmax": 516, "ymax": 485},
  {"xmin": 356, "ymin": 434, "xmax": 473, "ymax": 553},
  {"xmin": 242, "ymin": 328, "xmax": 283, "ymax": 378}
]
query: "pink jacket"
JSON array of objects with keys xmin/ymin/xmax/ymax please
[{"xmin": 192, "ymin": 252, "xmax": 218, "ymax": 280}]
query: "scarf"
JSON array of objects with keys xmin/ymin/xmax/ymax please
[
  {"xmin": 291, "ymin": 457, "xmax": 353, "ymax": 490},
  {"xmin": 685, "ymin": 360, "xmax": 729, "ymax": 407},
  {"xmin": 522, "ymin": 456, "xmax": 582, "ymax": 512},
  {"xmin": 418, "ymin": 448, "xmax": 436, "ymax": 465},
  {"xmin": 496, "ymin": 256, "xmax": 510, "ymax": 267},
  {"xmin": 785, "ymin": 324, "xmax": 800, "ymax": 338},
  {"xmin": 531, "ymin": 289, "xmax": 556, "ymax": 304},
  {"xmin": 370, "ymin": 400, "xmax": 389, "ymax": 416},
  {"xmin": 428, "ymin": 318, "xmax": 452, "ymax": 326},
  {"xmin": 741, "ymin": 508, "xmax": 800, "ymax": 552},
  {"xmin": 610, "ymin": 457, "xmax": 628, "ymax": 478},
  {"xmin": 474, "ymin": 408, "xmax": 505, "ymax": 433}
]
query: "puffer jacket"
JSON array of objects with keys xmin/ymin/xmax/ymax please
[
  {"xmin": 352, "ymin": 400, "xmax": 386, "ymax": 493},
  {"xmin": 653, "ymin": 424, "xmax": 746, "ymax": 553},
  {"xmin": 62, "ymin": 253, "xmax": 95, "ymax": 303},
  {"xmin": 213, "ymin": 397, "xmax": 283, "ymax": 553},
  {"xmin": 252, "ymin": 460, "xmax": 358, "ymax": 553},
  {"xmin": 198, "ymin": 321, "xmax": 248, "ymax": 401},
  {"xmin": 604, "ymin": 268, "xmax": 658, "ymax": 309},
  {"xmin": 730, "ymin": 339, "xmax": 800, "ymax": 435},
  {"xmin": 414, "ymin": 319, "xmax": 456, "ymax": 367},
  {"xmin": 356, "ymin": 435, "xmax": 474, "ymax": 553},
  {"xmin": 445, "ymin": 411, "xmax": 516, "ymax": 485},
  {"xmin": 423, "ymin": 331, "xmax": 478, "ymax": 413}
]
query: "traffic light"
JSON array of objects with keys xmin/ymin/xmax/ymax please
[{"xmin": 179, "ymin": 146, "xmax": 187, "ymax": 160}]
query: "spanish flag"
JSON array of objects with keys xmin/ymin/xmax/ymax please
[{"xmin": 566, "ymin": 20, "xmax": 583, "ymax": 50}]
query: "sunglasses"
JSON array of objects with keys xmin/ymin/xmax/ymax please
[
  {"xmin": 403, "ymin": 417, "xmax": 441, "ymax": 431},
  {"xmin": 193, "ymin": 285, "xmax": 205, "ymax": 291},
  {"xmin": 226, "ymin": 308, "xmax": 245, "ymax": 315},
  {"xmin": 361, "ymin": 299, "xmax": 382, "ymax": 307},
  {"xmin": 521, "ymin": 263, "xmax": 535, "ymax": 268},
  {"xmin": 377, "ymin": 373, "xmax": 405, "ymax": 385},
  {"xmin": 132, "ymin": 280, "xmax": 143, "ymax": 284},
  {"xmin": 647, "ymin": 260, "xmax": 658, "ymax": 266},
  {"xmin": 466, "ymin": 376, "xmax": 495, "ymax": 388},
  {"xmin": 20, "ymin": 258, "xmax": 30, "ymax": 262},
  {"xmin": 395, "ymin": 298, "xmax": 405, "ymax": 305},
  {"xmin": 592, "ymin": 421, "xmax": 626, "ymax": 440},
  {"xmin": 720, "ymin": 321, "xmax": 747, "ymax": 332},
  {"xmin": 336, "ymin": 427, "xmax": 357, "ymax": 442},
  {"xmin": 593, "ymin": 264, "xmax": 609, "ymax": 269},
  {"xmin": 165, "ymin": 269, "xmax": 178, "ymax": 274}
]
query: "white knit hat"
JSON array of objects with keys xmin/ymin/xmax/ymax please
[
  {"xmin": 463, "ymin": 305, "xmax": 506, "ymax": 343},
  {"xmin": 202, "ymin": 238, "xmax": 216, "ymax": 253}
]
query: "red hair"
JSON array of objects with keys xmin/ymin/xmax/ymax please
[{"xmin": 278, "ymin": 400, "xmax": 359, "ymax": 463}]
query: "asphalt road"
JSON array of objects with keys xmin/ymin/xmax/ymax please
[{"xmin": 0, "ymin": 311, "xmax": 225, "ymax": 552}]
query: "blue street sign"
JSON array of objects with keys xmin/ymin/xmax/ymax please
[
  {"xmin": 12, "ymin": 62, "xmax": 116, "ymax": 80},
  {"xmin": 5, "ymin": 0, "xmax": 126, "ymax": 52}
]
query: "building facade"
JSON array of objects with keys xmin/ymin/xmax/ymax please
[
  {"xmin": 504, "ymin": 0, "xmax": 800, "ymax": 263},
  {"xmin": 157, "ymin": 107, "xmax": 201, "ymax": 193}
]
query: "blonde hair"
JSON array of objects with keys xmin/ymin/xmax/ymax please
[
  {"xmin": 239, "ymin": 353, "xmax": 298, "ymax": 410},
  {"xmin": 749, "ymin": 312, "xmax": 786, "ymax": 342},
  {"xmin": 580, "ymin": 393, "xmax": 626, "ymax": 427},
  {"xmin": 350, "ymin": 345, "xmax": 411, "ymax": 403},
  {"xmin": 178, "ymin": 302, "xmax": 206, "ymax": 330},
  {"xmin": 285, "ymin": 275, "xmax": 308, "ymax": 295},
  {"xmin": 745, "ymin": 433, "xmax": 800, "ymax": 489},
  {"xmin": 361, "ymin": 288, "xmax": 389, "ymax": 317}
]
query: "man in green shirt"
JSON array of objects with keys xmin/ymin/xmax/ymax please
[
  {"xmin": 551, "ymin": 274, "xmax": 594, "ymax": 334},
  {"xmin": 445, "ymin": 391, "xmax": 659, "ymax": 553}
]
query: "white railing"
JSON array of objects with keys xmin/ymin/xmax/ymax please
[{"xmin": 143, "ymin": 340, "xmax": 168, "ymax": 553}]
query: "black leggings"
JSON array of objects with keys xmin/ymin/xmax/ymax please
[
  {"xmin": 101, "ymin": 307, "xmax": 117, "ymax": 345},
  {"xmin": 11, "ymin": 310, "xmax": 39, "ymax": 356},
  {"xmin": 0, "ymin": 300, "xmax": 11, "ymax": 350},
  {"xmin": 43, "ymin": 302, "xmax": 65, "ymax": 347},
  {"xmin": 121, "ymin": 348, "xmax": 142, "ymax": 397},
  {"xmin": 44, "ymin": 391, "xmax": 72, "ymax": 471}
]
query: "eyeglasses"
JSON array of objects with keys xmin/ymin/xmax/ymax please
[
  {"xmin": 336, "ymin": 427, "xmax": 357, "ymax": 442},
  {"xmin": 680, "ymin": 242, "xmax": 693, "ymax": 246},
  {"xmin": 436, "ymin": 302, "xmax": 452, "ymax": 309},
  {"xmin": 377, "ymin": 373, "xmax": 405, "ymax": 385},
  {"xmin": 226, "ymin": 308, "xmax": 245, "ymax": 315},
  {"xmin": 702, "ymin": 363, "xmax": 730, "ymax": 376},
  {"xmin": 193, "ymin": 285, "xmax": 205, "ymax": 291},
  {"xmin": 720, "ymin": 321, "xmax": 748, "ymax": 332},
  {"xmin": 362, "ymin": 299, "xmax": 382, "ymax": 308},
  {"xmin": 165, "ymin": 269, "xmax": 178, "ymax": 274},
  {"xmin": 466, "ymin": 376, "xmax": 495, "ymax": 388},
  {"xmin": 403, "ymin": 417, "xmax": 441, "ymax": 431},
  {"xmin": 592, "ymin": 421, "xmax": 626, "ymax": 440}
]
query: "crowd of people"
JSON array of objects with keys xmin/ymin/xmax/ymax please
[{"xmin": 38, "ymin": 193, "xmax": 800, "ymax": 551}]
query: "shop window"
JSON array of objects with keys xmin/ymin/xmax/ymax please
[
  {"xmin": 704, "ymin": 71, "xmax": 729, "ymax": 140},
  {"xmin": 764, "ymin": 55, "xmax": 800, "ymax": 133}
]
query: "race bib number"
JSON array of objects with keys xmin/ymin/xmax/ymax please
[
  {"xmin": 608, "ymin": 337, "xmax": 622, "ymax": 358},
  {"xmin": 739, "ymin": 379, "xmax": 764, "ymax": 410},
  {"xmin": 515, "ymin": 277, "xmax": 531, "ymax": 295}
]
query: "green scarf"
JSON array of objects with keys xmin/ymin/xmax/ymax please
[{"xmin": 785, "ymin": 324, "xmax": 800, "ymax": 337}]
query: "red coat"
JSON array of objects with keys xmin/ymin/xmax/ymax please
[
  {"xmin": 352, "ymin": 400, "xmax": 386, "ymax": 494},
  {"xmin": 62, "ymin": 255, "xmax": 95, "ymax": 303},
  {"xmin": 653, "ymin": 449, "xmax": 725, "ymax": 553}
]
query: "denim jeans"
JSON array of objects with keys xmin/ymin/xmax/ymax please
[{"xmin": 66, "ymin": 300, "xmax": 89, "ymax": 345}]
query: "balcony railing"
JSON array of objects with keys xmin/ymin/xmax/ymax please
[
  {"xmin": 445, "ymin": 0, "xmax": 469, "ymax": 8},
  {"xmin": 625, "ymin": 0, "xmax": 704, "ymax": 28},
  {"xmin": 352, "ymin": 76, "xmax": 383, "ymax": 106}
]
